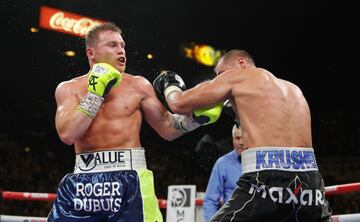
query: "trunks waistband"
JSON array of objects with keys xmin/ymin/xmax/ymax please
[
  {"xmin": 74, "ymin": 148, "xmax": 146, "ymax": 174},
  {"xmin": 241, "ymin": 147, "xmax": 318, "ymax": 174}
]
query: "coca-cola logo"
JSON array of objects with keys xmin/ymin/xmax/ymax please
[
  {"xmin": 49, "ymin": 12, "xmax": 102, "ymax": 36},
  {"xmin": 39, "ymin": 6, "xmax": 105, "ymax": 37}
]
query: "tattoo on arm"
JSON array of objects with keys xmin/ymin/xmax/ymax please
[
  {"xmin": 172, "ymin": 114, "xmax": 186, "ymax": 132},
  {"xmin": 171, "ymin": 114, "xmax": 200, "ymax": 132}
]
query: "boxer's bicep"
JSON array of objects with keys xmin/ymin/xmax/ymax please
[
  {"xmin": 55, "ymin": 81, "xmax": 92, "ymax": 145},
  {"xmin": 55, "ymin": 82, "xmax": 79, "ymax": 115},
  {"xmin": 192, "ymin": 79, "xmax": 230, "ymax": 105}
]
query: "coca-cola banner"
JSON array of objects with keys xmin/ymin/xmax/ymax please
[{"xmin": 39, "ymin": 5, "xmax": 106, "ymax": 37}]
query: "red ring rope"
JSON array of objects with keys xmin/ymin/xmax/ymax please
[
  {"xmin": 2, "ymin": 182, "xmax": 360, "ymax": 209},
  {"xmin": 324, "ymin": 182, "xmax": 360, "ymax": 196}
]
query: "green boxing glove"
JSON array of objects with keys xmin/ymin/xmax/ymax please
[
  {"xmin": 78, "ymin": 63, "xmax": 123, "ymax": 118},
  {"xmin": 192, "ymin": 103, "xmax": 223, "ymax": 125},
  {"xmin": 174, "ymin": 103, "xmax": 223, "ymax": 132},
  {"xmin": 87, "ymin": 63, "xmax": 122, "ymax": 97}
]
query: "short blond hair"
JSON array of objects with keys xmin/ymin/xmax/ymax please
[
  {"xmin": 85, "ymin": 22, "xmax": 122, "ymax": 47},
  {"xmin": 219, "ymin": 49, "xmax": 255, "ymax": 66}
]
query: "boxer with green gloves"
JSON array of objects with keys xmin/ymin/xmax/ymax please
[{"xmin": 52, "ymin": 22, "xmax": 225, "ymax": 222}]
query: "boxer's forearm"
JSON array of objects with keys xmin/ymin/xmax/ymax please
[
  {"xmin": 148, "ymin": 115, "xmax": 186, "ymax": 141},
  {"xmin": 166, "ymin": 80, "xmax": 220, "ymax": 114},
  {"xmin": 56, "ymin": 110, "xmax": 92, "ymax": 145},
  {"xmin": 165, "ymin": 90, "xmax": 187, "ymax": 114}
]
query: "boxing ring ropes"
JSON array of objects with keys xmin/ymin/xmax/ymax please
[{"xmin": 0, "ymin": 182, "xmax": 360, "ymax": 222}]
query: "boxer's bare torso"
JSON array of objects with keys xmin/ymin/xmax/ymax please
[
  {"xmin": 227, "ymin": 68, "xmax": 312, "ymax": 149},
  {"xmin": 55, "ymin": 72, "xmax": 184, "ymax": 154},
  {"xmin": 167, "ymin": 67, "xmax": 312, "ymax": 150}
]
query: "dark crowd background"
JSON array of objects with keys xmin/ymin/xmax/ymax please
[{"xmin": 0, "ymin": 0, "xmax": 359, "ymax": 218}]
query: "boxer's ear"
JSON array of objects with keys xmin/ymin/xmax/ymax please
[{"xmin": 237, "ymin": 57, "xmax": 247, "ymax": 69}]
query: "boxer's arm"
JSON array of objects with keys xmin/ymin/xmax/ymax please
[
  {"xmin": 55, "ymin": 82, "xmax": 92, "ymax": 145},
  {"xmin": 140, "ymin": 78, "xmax": 187, "ymax": 141},
  {"xmin": 166, "ymin": 72, "xmax": 233, "ymax": 115},
  {"xmin": 56, "ymin": 64, "xmax": 122, "ymax": 145}
]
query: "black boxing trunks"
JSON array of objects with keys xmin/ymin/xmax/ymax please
[
  {"xmin": 210, "ymin": 147, "xmax": 332, "ymax": 222},
  {"xmin": 47, "ymin": 148, "xmax": 163, "ymax": 222}
]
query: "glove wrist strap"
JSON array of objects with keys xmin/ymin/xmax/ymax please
[
  {"xmin": 174, "ymin": 114, "xmax": 201, "ymax": 132},
  {"xmin": 77, "ymin": 92, "xmax": 104, "ymax": 119},
  {"xmin": 164, "ymin": 85, "xmax": 182, "ymax": 101}
]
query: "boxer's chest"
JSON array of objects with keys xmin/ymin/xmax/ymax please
[{"xmin": 100, "ymin": 80, "xmax": 143, "ymax": 117}]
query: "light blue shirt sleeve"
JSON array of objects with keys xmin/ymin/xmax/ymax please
[
  {"xmin": 203, "ymin": 150, "xmax": 242, "ymax": 222},
  {"xmin": 203, "ymin": 159, "xmax": 224, "ymax": 222}
]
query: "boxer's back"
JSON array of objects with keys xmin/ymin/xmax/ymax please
[
  {"xmin": 232, "ymin": 68, "xmax": 312, "ymax": 148},
  {"xmin": 206, "ymin": 49, "xmax": 331, "ymax": 221}
]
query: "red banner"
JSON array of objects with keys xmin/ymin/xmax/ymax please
[{"xmin": 39, "ymin": 5, "xmax": 106, "ymax": 37}]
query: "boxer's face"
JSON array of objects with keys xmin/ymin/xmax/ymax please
[
  {"xmin": 233, "ymin": 127, "xmax": 245, "ymax": 154},
  {"xmin": 89, "ymin": 31, "xmax": 126, "ymax": 73}
]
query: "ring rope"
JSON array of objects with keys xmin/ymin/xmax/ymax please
[
  {"xmin": 1, "ymin": 182, "xmax": 360, "ymax": 222},
  {"xmin": 324, "ymin": 182, "xmax": 360, "ymax": 196},
  {"xmin": 1, "ymin": 213, "xmax": 360, "ymax": 222},
  {"xmin": 2, "ymin": 182, "xmax": 360, "ymax": 208}
]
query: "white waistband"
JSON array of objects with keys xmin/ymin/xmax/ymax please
[
  {"xmin": 241, "ymin": 147, "xmax": 318, "ymax": 174},
  {"xmin": 74, "ymin": 148, "xmax": 146, "ymax": 174}
]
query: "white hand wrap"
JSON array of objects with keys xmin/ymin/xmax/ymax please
[
  {"xmin": 77, "ymin": 92, "xmax": 104, "ymax": 119},
  {"xmin": 174, "ymin": 114, "xmax": 201, "ymax": 132},
  {"xmin": 164, "ymin": 85, "xmax": 182, "ymax": 100}
]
